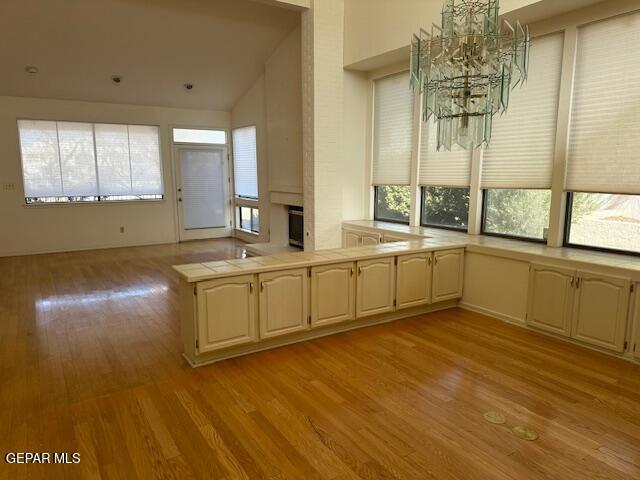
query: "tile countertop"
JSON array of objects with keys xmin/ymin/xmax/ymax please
[
  {"xmin": 173, "ymin": 238, "xmax": 468, "ymax": 283},
  {"xmin": 343, "ymin": 220, "xmax": 640, "ymax": 276}
]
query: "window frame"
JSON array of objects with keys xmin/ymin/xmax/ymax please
[
  {"xmin": 419, "ymin": 186, "xmax": 470, "ymax": 232},
  {"xmin": 238, "ymin": 205, "xmax": 259, "ymax": 234},
  {"xmin": 480, "ymin": 189, "xmax": 550, "ymax": 244},
  {"xmin": 373, "ymin": 186, "xmax": 410, "ymax": 225},
  {"xmin": 231, "ymin": 125, "xmax": 259, "ymax": 202},
  {"xmin": 563, "ymin": 192, "xmax": 640, "ymax": 257},
  {"xmin": 172, "ymin": 127, "xmax": 228, "ymax": 146},
  {"xmin": 18, "ymin": 118, "xmax": 165, "ymax": 206}
]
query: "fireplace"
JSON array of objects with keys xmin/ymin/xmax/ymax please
[{"xmin": 288, "ymin": 206, "xmax": 304, "ymax": 249}]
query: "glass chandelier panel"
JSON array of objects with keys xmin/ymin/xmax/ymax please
[{"xmin": 411, "ymin": 0, "xmax": 530, "ymax": 150}]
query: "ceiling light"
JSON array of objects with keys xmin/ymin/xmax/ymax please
[
  {"xmin": 411, "ymin": 0, "xmax": 530, "ymax": 150},
  {"xmin": 111, "ymin": 75, "xmax": 122, "ymax": 84},
  {"xmin": 184, "ymin": 83, "xmax": 194, "ymax": 91},
  {"xmin": 24, "ymin": 66, "xmax": 39, "ymax": 75}
]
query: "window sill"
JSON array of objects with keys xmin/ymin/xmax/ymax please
[
  {"xmin": 23, "ymin": 198, "xmax": 166, "ymax": 208},
  {"xmin": 235, "ymin": 228, "xmax": 259, "ymax": 237}
]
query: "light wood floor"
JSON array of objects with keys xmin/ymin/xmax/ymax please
[{"xmin": 1, "ymin": 239, "xmax": 640, "ymax": 479}]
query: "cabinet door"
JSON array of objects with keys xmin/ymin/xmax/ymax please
[
  {"xmin": 343, "ymin": 231, "xmax": 361, "ymax": 248},
  {"xmin": 526, "ymin": 264, "xmax": 575, "ymax": 336},
  {"xmin": 356, "ymin": 257, "xmax": 395, "ymax": 317},
  {"xmin": 361, "ymin": 233, "xmax": 381, "ymax": 246},
  {"xmin": 259, "ymin": 268, "xmax": 309, "ymax": 339},
  {"xmin": 572, "ymin": 272, "xmax": 630, "ymax": 352},
  {"xmin": 197, "ymin": 275, "xmax": 257, "ymax": 353},
  {"xmin": 310, "ymin": 262, "xmax": 356, "ymax": 327},
  {"xmin": 396, "ymin": 253, "xmax": 432, "ymax": 309},
  {"xmin": 432, "ymin": 249, "xmax": 464, "ymax": 302}
]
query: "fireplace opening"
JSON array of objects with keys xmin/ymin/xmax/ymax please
[{"xmin": 288, "ymin": 206, "xmax": 304, "ymax": 249}]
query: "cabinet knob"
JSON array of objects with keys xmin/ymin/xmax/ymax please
[
  {"xmin": 570, "ymin": 277, "xmax": 574, "ymax": 287},
  {"xmin": 576, "ymin": 277, "xmax": 581, "ymax": 288},
  {"xmin": 260, "ymin": 281, "xmax": 265, "ymax": 292},
  {"xmin": 428, "ymin": 256, "xmax": 432, "ymax": 266},
  {"xmin": 249, "ymin": 282, "xmax": 254, "ymax": 293},
  {"xmin": 358, "ymin": 266, "xmax": 362, "ymax": 276},
  {"xmin": 350, "ymin": 267, "xmax": 354, "ymax": 276}
]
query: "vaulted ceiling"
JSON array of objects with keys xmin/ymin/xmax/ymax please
[{"xmin": 0, "ymin": 0, "xmax": 299, "ymax": 110}]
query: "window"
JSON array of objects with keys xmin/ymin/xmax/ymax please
[
  {"xmin": 372, "ymin": 71, "xmax": 414, "ymax": 187},
  {"xmin": 18, "ymin": 120, "xmax": 163, "ymax": 204},
  {"xmin": 563, "ymin": 13, "xmax": 640, "ymax": 255},
  {"xmin": 172, "ymin": 128, "xmax": 226, "ymax": 145},
  {"xmin": 478, "ymin": 33, "xmax": 562, "ymax": 241},
  {"xmin": 565, "ymin": 193, "xmax": 640, "ymax": 255},
  {"xmin": 238, "ymin": 206, "xmax": 259, "ymax": 233},
  {"xmin": 418, "ymin": 115, "xmax": 472, "ymax": 231},
  {"xmin": 421, "ymin": 187, "xmax": 469, "ymax": 230},
  {"xmin": 232, "ymin": 126, "xmax": 258, "ymax": 199},
  {"xmin": 374, "ymin": 186, "xmax": 410, "ymax": 224},
  {"xmin": 482, "ymin": 189, "xmax": 551, "ymax": 241}
]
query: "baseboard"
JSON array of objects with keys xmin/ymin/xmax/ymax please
[
  {"xmin": 458, "ymin": 302, "xmax": 526, "ymax": 327},
  {"xmin": 0, "ymin": 238, "xmax": 177, "ymax": 258},
  {"xmin": 459, "ymin": 302, "xmax": 640, "ymax": 365},
  {"xmin": 187, "ymin": 300, "xmax": 458, "ymax": 367}
]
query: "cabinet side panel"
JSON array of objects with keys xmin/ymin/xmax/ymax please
[{"xmin": 462, "ymin": 252, "xmax": 529, "ymax": 324}]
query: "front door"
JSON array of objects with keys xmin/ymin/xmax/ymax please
[{"xmin": 176, "ymin": 146, "xmax": 230, "ymax": 241}]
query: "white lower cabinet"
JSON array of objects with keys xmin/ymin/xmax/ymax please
[
  {"xmin": 356, "ymin": 257, "xmax": 395, "ymax": 317},
  {"xmin": 342, "ymin": 229, "xmax": 381, "ymax": 247},
  {"xmin": 258, "ymin": 268, "xmax": 309, "ymax": 339},
  {"xmin": 432, "ymin": 249, "xmax": 464, "ymax": 302},
  {"xmin": 196, "ymin": 275, "xmax": 257, "ymax": 353},
  {"xmin": 361, "ymin": 232, "xmax": 381, "ymax": 246},
  {"xmin": 527, "ymin": 264, "xmax": 631, "ymax": 352},
  {"xmin": 571, "ymin": 273, "xmax": 630, "ymax": 352},
  {"xmin": 396, "ymin": 253, "xmax": 432, "ymax": 309},
  {"xmin": 343, "ymin": 231, "xmax": 361, "ymax": 248},
  {"xmin": 310, "ymin": 262, "xmax": 356, "ymax": 327},
  {"xmin": 527, "ymin": 264, "xmax": 575, "ymax": 336}
]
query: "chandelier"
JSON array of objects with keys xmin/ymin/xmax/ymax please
[{"xmin": 410, "ymin": 0, "xmax": 530, "ymax": 150}]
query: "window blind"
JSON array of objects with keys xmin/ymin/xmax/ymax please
[
  {"xmin": 18, "ymin": 120, "xmax": 163, "ymax": 198},
  {"xmin": 232, "ymin": 126, "xmax": 258, "ymax": 198},
  {"xmin": 419, "ymin": 121, "xmax": 472, "ymax": 187},
  {"xmin": 481, "ymin": 32, "xmax": 564, "ymax": 189},
  {"xmin": 566, "ymin": 12, "xmax": 640, "ymax": 194},
  {"xmin": 372, "ymin": 72, "xmax": 415, "ymax": 185}
]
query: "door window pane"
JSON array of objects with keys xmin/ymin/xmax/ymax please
[
  {"xmin": 483, "ymin": 189, "xmax": 551, "ymax": 241},
  {"xmin": 566, "ymin": 192, "xmax": 640, "ymax": 254},
  {"xmin": 179, "ymin": 149, "xmax": 226, "ymax": 230},
  {"xmin": 421, "ymin": 186, "xmax": 469, "ymax": 230}
]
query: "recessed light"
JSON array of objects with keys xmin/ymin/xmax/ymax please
[
  {"xmin": 24, "ymin": 66, "xmax": 39, "ymax": 75},
  {"xmin": 111, "ymin": 75, "xmax": 122, "ymax": 84},
  {"xmin": 184, "ymin": 83, "xmax": 194, "ymax": 91}
]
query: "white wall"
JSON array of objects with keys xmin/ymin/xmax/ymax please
[
  {"xmin": 266, "ymin": 25, "xmax": 303, "ymax": 197},
  {"xmin": 231, "ymin": 74, "xmax": 270, "ymax": 243},
  {"xmin": 0, "ymin": 95, "xmax": 229, "ymax": 256},
  {"xmin": 342, "ymin": 70, "xmax": 368, "ymax": 221}
]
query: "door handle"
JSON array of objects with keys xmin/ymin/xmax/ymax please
[{"xmin": 178, "ymin": 197, "xmax": 182, "ymax": 202}]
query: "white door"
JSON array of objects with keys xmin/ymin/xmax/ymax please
[{"xmin": 176, "ymin": 146, "xmax": 230, "ymax": 241}]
